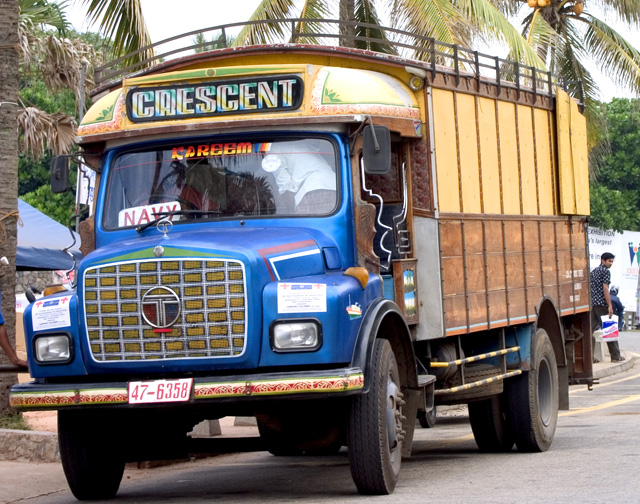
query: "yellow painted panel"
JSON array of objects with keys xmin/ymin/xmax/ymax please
[
  {"xmin": 534, "ymin": 108, "xmax": 555, "ymax": 215},
  {"xmin": 518, "ymin": 105, "xmax": 538, "ymax": 215},
  {"xmin": 478, "ymin": 97, "xmax": 501, "ymax": 214},
  {"xmin": 432, "ymin": 89, "xmax": 460, "ymax": 212},
  {"xmin": 497, "ymin": 102, "xmax": 520, "ymax": 214},
  {"xmin": 570, "ymin": 99, "xmax": 590, "ymax": 215},
  {"xmin": 556, "ymin": 88, "xmax": 576, "ymax": 214},
  {"xmin": 457, "ymin": 94, "xmax": 481, "ymax": 213}
]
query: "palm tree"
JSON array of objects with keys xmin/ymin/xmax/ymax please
[
  {"xmin": 235, "ymin": 0, "xmax": 548, "ymax": 69},
  {"xmin": 80, "ymin": 0, "xmax": 153, "ymax": 67},
  {"xmin": 0, "ymin": 0, "xmax": 21, "ymax": 414},
  {"xmin": 515, "ymin": 0, "xmax": 640, "ymax": 167}
]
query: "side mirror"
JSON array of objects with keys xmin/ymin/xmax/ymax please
[
  {"xmin": 50, "ymin": 156, "xmax": 70, "ymax": 193},
  {"xmin": 362, "ymin": 125, "xmax": 391, "ymax": 175}
]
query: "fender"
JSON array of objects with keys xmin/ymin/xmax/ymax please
[
  {"xmin": 534, "ymin": 295, "xmax": 567, "ymax": 367},
  {"xmin": 351, "ymin": 298, "xmax": 418, "ymax": 394}
]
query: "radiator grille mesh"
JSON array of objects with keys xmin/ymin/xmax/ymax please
[{"xmin": 84, "ymin": 259, "xmax": 246, "ymax": 361}]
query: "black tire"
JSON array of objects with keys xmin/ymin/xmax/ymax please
[
  {"xmin": 505, "ymin": 328, "xmax": 559, "ymax": 452},
  {"xmin": 58, "ymin": 410, "xmax": 126, "ymax": 500},
  {"xmin": 257, "ymin": 419, "xmax": 303, "ymax": 456},
  {"xmin": 418, "ymin": 406, "xmax": 437, "ymax": 428},
  {"xmin": 468, "ymin": 395, "xmax": 514, "ymax": 452},
  {"xmin": 348, "ymin": 339, "xmax": 404, "ymax": 495}
]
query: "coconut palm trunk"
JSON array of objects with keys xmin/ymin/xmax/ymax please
[
  {"xmin": 339, "ymin": 0, "xmax": 356, "ymax": 47},
  {"xmin": 0, "ymin": 0, "xmax": 21, "ymax": 414}
]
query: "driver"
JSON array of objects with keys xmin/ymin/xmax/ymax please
[{"xmin": 262, "ymin": 145, "xmax": 336, "ymax": 214}]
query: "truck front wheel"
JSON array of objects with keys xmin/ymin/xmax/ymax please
[
  {"xmin": 58, "ymin": 410, "xmax": 126, "ymax": 500},
  {"xmin": 348, "ymin": 338, "xmax": 404, "ymax": 495},
  {"xmin": 505, "ymin": 328, "xmax": 559, "ymax": 452}
]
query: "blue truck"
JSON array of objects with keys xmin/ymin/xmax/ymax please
[{"xmin": 11, "ymin": 20, "xmax": 593, "ymax": 499}]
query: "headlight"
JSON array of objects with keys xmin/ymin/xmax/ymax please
[
  {"xmin": 271, "ymin": 320, "xmax": 321, "ymax": 351},
  {"xmin": 34, "ymin": 334, "xmax": 71, "ymax": 363}
]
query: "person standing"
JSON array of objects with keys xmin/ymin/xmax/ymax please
[{"xmin": 590, "ymin": 252, "xmax": 624, "ymax": 362}]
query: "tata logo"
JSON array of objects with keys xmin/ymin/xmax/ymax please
[{"xmin": 141, "ymin": 286, "xmax": 181, "ymax": 328}]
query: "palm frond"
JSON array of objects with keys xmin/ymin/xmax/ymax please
[
  {"xmin": 460, "ymin": 0, "xmax": 547, "ymax": 70},
  {"xmin": 578, "ymin": 13, "xmax": 640, "ymax": 95},
  {"xmin": 81, "ymin": 0, "xmax": 154, "ymax": 67},
  {"xmin": 394, "ymin": 0, "xmax": 471, "ymax": 53},
  {"xmin": 19, "ymin": 0, "xmax": 69, "ymax": 33},
  {"xmin": 233, "ymin": 0, "xmax": 300, "ymax": 46},
  {"xmin": 294, "ymin": 0, "xmax": 333, "ymax": 44},
  {"xmin": 18, "ymin": 0, "xmax": 71, "ymax": 64},
  {"xmin": 591, "ymin": 0, "xmax": 640, "ymax": 26},
  {"xmin": 18, "ymin": 107, "xmax": 77, "ymax": 157},
  {"xmin": 40, "ymin": 35, "xmax": 95, "ymax": 106},
  {"xmin": 353, "ymin": 0, "xmax": 396, "ymax": 53}
]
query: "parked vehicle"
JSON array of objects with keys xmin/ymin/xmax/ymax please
[{"xmin": 11, "ymin": 20, "xmax": 593, "ymax": 499}]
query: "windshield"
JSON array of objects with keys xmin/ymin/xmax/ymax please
[{"xmin": 103, "ymin": 137, "xmax": 338, "ymax": 229}]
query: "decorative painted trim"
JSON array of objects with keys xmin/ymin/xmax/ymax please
[
  {"xmin": 10, "ymin": 371, "xmax": 364, "ymax": 409},
  {"xmin": 77, "ymin": 92, "xmax": 125, "ymax": 135},
  {"xmin": 309, "ymin": 68, "xmax": 420, "ymax": 120},
  {"xmin": 195, "ymin": 373, "xmax": 364, "ymax": 399},
  {"xmin": 10, "ymin": 388, "xmax": 128, "ymax": 408}
]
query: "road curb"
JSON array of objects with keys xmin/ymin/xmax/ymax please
[
  {"xmin": 592, "ymin": 350, "xmax": 636, "ymax": 380},
  {"xmin": 0, "ymin": 428, "xmax": 59, "ymax": 462}
]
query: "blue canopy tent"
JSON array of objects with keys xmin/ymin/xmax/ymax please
[{"xmin": 17, "ymin": 199, "xmax": 82, "ymax": 271}]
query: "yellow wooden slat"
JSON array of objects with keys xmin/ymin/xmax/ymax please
[
  {"xmin": 534, "ymin": 108, "xmax": 555, "ymax": 215},
  {"xmin": 432, "ymin": 89, "xmax": 461, "ymax": 212},
  {"xmin": 556, "ymin": 88, "xmax": 577, "ymax": 214},
  {"xmin": 570, "ymin": 98, "xmax": 590, "ymax": 215},
  {"xmin": 497, "ymin": 102, "xmax": 520, "ymax": 214},
  {"xmin": 478, "ymin": 97, "xmax": 501, "ymax": 214},
  {"xmin": 457, "ymin": 93, "xmax": 481, "ymax": 213},
  {"xmin": 518, "ymin": 104, "xmax": 538, "ymax": 215}
]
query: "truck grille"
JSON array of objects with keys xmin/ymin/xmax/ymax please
[{"xmin": 83, "ymin": 259, "xmax": 247, "ymax": 361}]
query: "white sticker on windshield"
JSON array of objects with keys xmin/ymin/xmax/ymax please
[
  {"xmin": 118, "ymin": 202, "xmax": 182, "ymax": 227},
  {"xmin": 277, "ymin": 283, "xmax": 327, "ymax": 313},
  {"xmin": 32, "ymin": 296, "xmax": 72, "ymax": 331}
]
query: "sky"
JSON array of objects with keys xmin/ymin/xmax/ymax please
[{"xmin": 65, "ymin": 0, "xmax": 639, "ymax": 102}]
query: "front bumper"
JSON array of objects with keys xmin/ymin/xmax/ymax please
[{"xmin": 10, "ymin": 367, "xmax": 364, "ymax": 411}]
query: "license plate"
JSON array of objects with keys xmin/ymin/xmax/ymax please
[{"xmin": 128, "ymin": 378, "xmax": 193, "ymax": 404}]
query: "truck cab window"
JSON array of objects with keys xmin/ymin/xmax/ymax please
[{"xmin": 103, "ymin": 137, "xmax": 339, "ymax": 229}]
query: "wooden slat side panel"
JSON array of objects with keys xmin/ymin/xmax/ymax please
[
  {"xmin": 497, "ymin": 102, "xmax": 520, "ymax": 214},
  {"xmin": 478, "ymin": 97, "xmax": 501, "ymax": 214},
  {"xmin": 432, "ymin": 89, "xmax": 460, "ymax": 212},
  {"xmin": 442, "ymin": 256, "xmax": 465, "ymax": 296},
  {"xmin": 440, "ymin": 216, "xmax": 588, "ymax": 336},
  {"xmin": 518, "ymin": 105, "xmax": 538, "ymax": 215},
  {"xmin": 458, "ymin": 93, "xmax": 482, "ymax": 213},
  {"xmin": 534, "ymin": 108, "xmax": 555, "ymax": 215}
]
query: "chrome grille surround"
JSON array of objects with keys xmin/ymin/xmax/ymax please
[{"xmin": 83, "ymin": 258, "xmax": 247, "ymax": 362}]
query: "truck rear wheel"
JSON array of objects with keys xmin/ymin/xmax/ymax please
[
  {"xmin": 505, "ymin": 328, "xmax": 559, "ymax": 452},
  {"xmin": 468, "ymin": 395, "xmax": 514, "ymax": 452},
  {"xmin": 58, "ymin": 410, "xmax": 125, "ymax": 500},
  {"xmin": 348, "ymin": 339, "xmax": 404, "ymax": 495}
]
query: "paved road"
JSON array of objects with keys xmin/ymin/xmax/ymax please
[{"xmin": 3, "ymin": 333, "xmax": 640, "ymax": 504}]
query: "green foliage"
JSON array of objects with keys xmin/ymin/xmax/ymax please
[
  {"xmin": 16, "ymin": 28, "xmax": 110, "ymax": 224},
  {"xmin": 22, "ymin": 180, "xmax": 77, "ymax": 227},
  {"xmin": 589, "ymin": 185, "xmax": 640, "ymax": 232},
  {"xmin": 0, "ymin": 411, "xmax": 30, "ymax": 430},
  {"xmin": 590, "ymin": 98, "xmax": 640, "ymax": 232}
]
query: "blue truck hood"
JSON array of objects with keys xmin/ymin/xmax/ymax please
[{"xmin": 80, "ymin": 226, "xmax": 343, "ymax": 282}]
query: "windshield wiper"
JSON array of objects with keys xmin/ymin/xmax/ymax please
[{"xmin": 136, "ymin": 209, "xmax": 221, "ymax": 233}]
